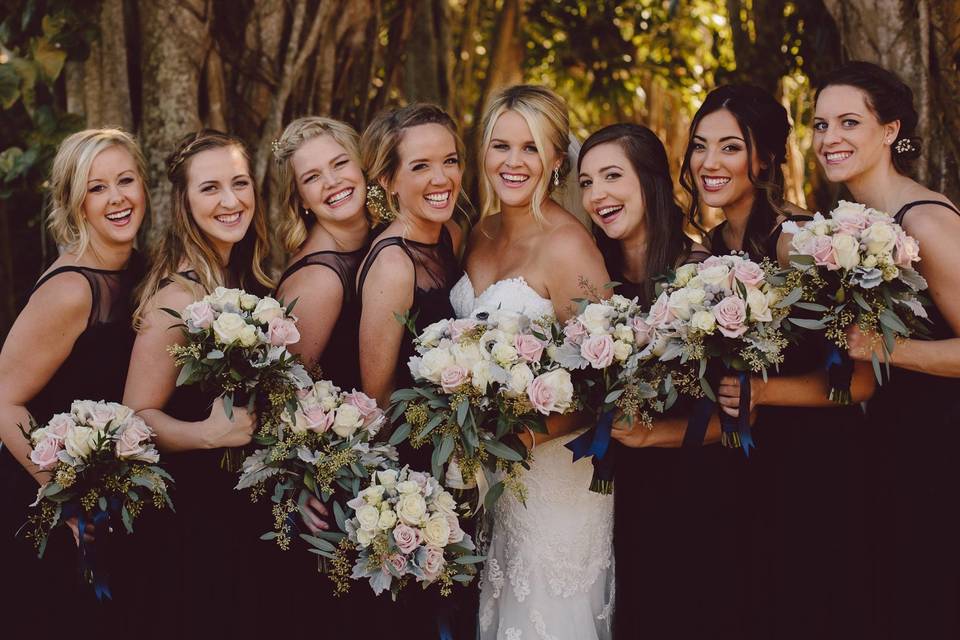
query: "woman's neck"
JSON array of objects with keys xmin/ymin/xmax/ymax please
[
  {"xmin": 845, "ymin": 160, "xmax": 914, "ymax": 214},
  {"xmin": 78, "ymin": 237, "xmax": 134, "ymax": 270},
  {"xmin": 720, "ymin": 197, "xmax": 754, "ymax": 252},
  {"xmin": 498, "ymin": 197, "xmax": 550, "ymax": 237},
  {"xmin": 313, "ymin": 213, "xmax": 369, "ymax": 252},
  {"xmin": 397, "ymin": 212, "xmax": 443, "ymax": 244},
  {"xmin": 618, "ymin": 223, "xmax": 649, "ymax": 283}
]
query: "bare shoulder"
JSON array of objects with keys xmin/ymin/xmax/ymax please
[
  {"xmin": 279, "ymin": 264, "xmax": 344, "ymax": 308},
  {"xmin": 900, "ymin": 198, "xmax": 960, "ymax": 238},
  {"xmin": 359, "ymin": 243, "xmax": 415, "ymax": 294},
  {"xmin": 542, "ymin": 214, "xmax": 599, "ymax": 257},
  {"xmin": 28, "ymin": 269, "xmax": 92, "ymax": 319}
]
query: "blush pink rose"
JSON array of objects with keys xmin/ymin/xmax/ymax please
[
  {"xmin": 893, "ymin": 232, "xmax": 920, "ymax": 268},
  {"xmin": 446, "ymin": 515, "xmax": 465, "ymax": 544},
  {"xmin": 46, "ymin": 413, "xmax": 75, "ymax": 441},
  {"xmin": 514, "ymin": 334, "xmax": 545, "ymax": 363},
  {"xmin": 713, "ymin": 296, "xmax": 748, "ymax": 338},
  {"xmin": 580, "ymin": 334, "xmax": 615, "ymax": 369},
  {"xmin": 267, "ymin": 317, "xmax": 301, "ymax": 346},
  {"xmin": 30, "ymin": 437, "xmax": 61, "ymax": 470},
  {"xmin": 807, "ymin": 235, "xmax": 838, "ymax": 270},
  {"xmin": 383, "ymin": 553, "xmax": 408, "ymax": 575},
  {"xmin": 392, "ymin": 523, "xmax": 422, "ymax": 554},
  {"xmin": 698, "ymin": 255, "xmax": 726, "ymax": 270},
  {"xmin": 303, "ymin": 406, "xmax": 333, "ymax": 433},
  {"xmin": 407, "ymin": 470, "xmax": 429, "ymax": 490},
  {"xmin": 344, "ymin": 390, "xmax": 379, "ymax": 418},
  {"xmin": 733, "ymin": 260, "xmax": 765, "ymax": 287},
  {"xmin": 421, "ymin": 546, "xmax": 446, "ymax": 581},
  {"xmin": 631, "ymin": 316, "xmax": 653, "ymax": 346},
  {"xmin": 647, "ymin": 292, "xmax": 674, "ymax": 328},
  {"xmin": 440, "ymin": 365, "xmax": 469, "ymax": 392},
  {"xmin": 563, "ymin": 320, "xmax": 588, "ymax": 345},
  {"xmin": 449, "ymin": 319, "xmax": 478, "ymax": 341},
  {"xmin": 184, "ymin": 300, "xmax": 215, "ymax": 329}
]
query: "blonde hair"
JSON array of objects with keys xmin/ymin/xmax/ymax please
[
  {"xmin": 134, "ymin": 129, "xmax": 274, "ymax": 326},
  {"xmin": 47, "ymin": 128, "xmax": 148, "ymax": 255},
  {"xmin": 478, "ymin": 85, "xmax": 571, "ymax": 224},
  {"xmin": 273, "ymin": 117, "xmax": 363, "ymax": 253},
  {"xmin": 359, "ymin": 103, "xmax": 464, "ymax": 224}
]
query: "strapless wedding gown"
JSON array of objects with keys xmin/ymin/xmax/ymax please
[{"xmin": 450, "ymin": 274, "xmax": 614, "ymax": 640}]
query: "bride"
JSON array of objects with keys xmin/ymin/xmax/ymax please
[{"xmin": 450, "ymin": 85, "xmax": 614, "ymax": 639}]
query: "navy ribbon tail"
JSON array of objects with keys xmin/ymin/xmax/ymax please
[
  {"xmin": 824, "ymin": 345, "xmax": 855, "ymax": 403},
  {"xmin": 684, "ymin": 395, "xmax": 714, "ymax": 447},
  {"xmin": 565, "ymin": 410, "xmax": 616, "ymax": 492},
  {"xmin": 65, "ymin": 502, "xmax": 115, "ymax": 601},
  {"xmin": 718, "ymin": 371, "xmax": 754, "ymax": 456}
]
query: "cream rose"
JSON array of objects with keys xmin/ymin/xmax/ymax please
[
  {"xmin": 396, "ymin": 493, "xmax": 428, "ymax": 526},
  {"xmin": 446, "ymin": 515, "xmax": 465, "ymax": 544},
  {"xmin": 862, "ymin": 222, "xmax": 897, "ymax": 256},
  {"xmin": 377, "ymin": 469, "xmax": 399, "ymax": 489},
  {"xmin": 667, "ymin": 289, "xmax": 693, "ymax": 321},
  {"xmin": 418, "ymin": 348, "xmax": 455, "ymax": 383},
  {"xmin": 377, "ymin": 508, "xmax": 398, "ymax": 531},
  {"xmin": 690, "ymin": 310, "xmax": 716, "ymax": 333},
  {"xmin": 831, "ymin": 233, "xmax": 860, "ymax": 271},
  {"xmin": 580, "ymin": 303, "xmax": 613, "ymax": 335},
  {"xmin": 237, "ymin": 324, "xmax": 258, "ymax": 348},
  {"xmin": 433, "ymin": 491, "xmax": 457, "ymax": 516},
  {"xmin": 673, "ymin": 263, "xmax": 698, "ymax": 286},
  {"xmin": 507, "ymin": 363, "xmax": 534, "ymax": 396},
  {"xmin": 450, "ymin": 343, "xmax": 484, "ymax": 370},
  {"xmin": 64, "ymin": 425, "xmax": 97, "ymax": 459},
  {"xmin": 613, "ymin": 323, "xmax": 634, "ymax": 344},
  {"xmin": 331, "ymin": 404, "xmax": 363, "ymax": 438},
  {"xmin": 613, "ymin": 340, "xmax": 632, "ymax": 362},
  {"xmin": 422, "ymin": 513, "xmax": 452, "ymax": 548},
  {"xmin": 491, "ymin": 342, "xmax": 519, "ymax": 366},
  {"xmin": 698, "ymin": 263, "xmax": 731, "ymax": 288},
  {"xmin": 356, "ymin": 527, "xmax": 375, "ymax": 547},
  {"xmin": 746, "ymin": 288, "xmax": 773, "ymax": 322},
  {"xmin": 252, "ymin": 296, "xmax": 284, "ymax": 324},
  {"xmin": 356, "ymin": 504, "xmax": 381, "ymax": 531},
  {"xmin": 212, "ymin": 312, "xmax": 247, "ymax": 345},
  {"xmin": 207, "ymin": 286, "xmax": 242, "ymax": 309},
  {"xmin": 395, "ymin": 480, "xmax": 420, "ymax": 495}
]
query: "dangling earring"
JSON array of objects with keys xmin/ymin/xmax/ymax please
[{"xmin": 553, "ymin": 167, "xmax": 560, "ymax": 187}]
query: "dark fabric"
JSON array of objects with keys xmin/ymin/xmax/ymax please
[
  {"xmin": 276, "ymin": 247, "xmax": 366, "ymax": 391},
  {"xmin": 864, "ymin": 199, "xmax": 960, "ymax": 639},
  {"xmin": 712, "ymin": 219, "xmax": 870, "ymax": 640},
  {"xmin": 0, "ymin": 255, "xmax": 144, "ymax": 639}
]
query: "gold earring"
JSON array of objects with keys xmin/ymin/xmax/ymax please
[{"xmin": 553, "ymin": 167, "xmax": 560, "ymax": 187}]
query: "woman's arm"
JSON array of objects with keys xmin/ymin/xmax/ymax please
[
  {"xmin": 543, "ymin": 222, "xmax": 613, "ymax": 323},
  {"xmin": 611, "ymin": 412, "xmax": 724, "ymax": 448},
  {"xmin": 848, "ymin": 203, "xmax": 960, "ymax": 378},
  {"xmin": 0, "ymin": 273, "xmax": 90, "ymax": 481},
  {"xmin": 276, "ymin": 266, "xmax": 344, "ymax": 372},
  {"xmin": 123, "ymin": 284, "xmax": 254, "ymax": 452},
  {"xmin": 358, "ymin": 246, "xmax": 415, "ymax": 408}
]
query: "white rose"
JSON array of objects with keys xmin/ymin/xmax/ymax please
[
  {"xmin": 831, "ymin": 234, "xmax": 860, "ymax": 270},
  {"xmin": 356, "ymin": 504, "xmax": 381, "ymax": 531},
  {"xmin": 686, "ymin": 275, "xmax": 704, "ymax": 290},
  {"xmin": 580, "ymin": 303, "xmax": 613, "ymax": 335},
  {"xmin": 862, "ymin": 222, "xmax": 897, "ymax": 256},
  {"xmin": 698, "ymin": 264, "xmax": 730, "ymax": 288},
  {"xmin": 212, "ymin": 312, "xmax": 247, "ymax": 345},
  {"xmin": 491, "ymin": 342, "xmax": 518, "ymax": 366},
  {"xmin": 237, "ymin": 324, "xmax": 258, "ymax": 348},
  {"xmin": 355, "ymin": 527, "xmax": 375, "ymax": 547},
  {"xmin": 527, "ymin": 369, "xmax": 574, "ymax": 415},
  {"xmin": 450, "ymin": 343, "xmax": 484, "ymax": 370},
  {"xmin": 746, "ymin": 288, "xmax": 772, "ymax": 322},
  {"xmin": 331, "ymin": 404, "xmax": 363, "ymax": 438},
  {"xmin": 396, "ymin": 492, "xmax": 428, "ymax": 526},
  {"xmin": 313, "ymin": 380, "xmax": 339, "ymax": 399},
  {"xmin": 107, "ymin": 402, "xmax": 134, "ymax": 426},
  {"xmin": 419, "ymin": 320, "xmax": 447, "ymax": 348},
  {"xmin": 808, "ymin": 213, "xmax": 831, "ymax": 236},
  {"xmin": 252, "ymin": 296, "xmax": 284, "ymax": 324},
  {"xmin": 207, "ymin": 286, "xmax": 242, "ymax": 309},
  {"xmin": 396, "ymin": 480, "xmax": 420, "ymax": 495},
  {"xmin": 377, "ymin": 508, "xmax": 397, "ymax": 531},
  {"xmin": 613, "ymin": 323, "xmax": 634, "ymax": 343},
  {"xmin": 433, "ymin": 491, "xmax": 457, "ymax": 517},
  {"xmin": 320, "ymin": 395, "xmax": 338, "ymax": 412},
  {"xmin": 64, "ymin": 426, "xmax": 97, "ymax": 459},
  {"xmin": 422, "ymin": 513, "xmax": 451, "ymax": 548},
  {"xmin": 471, "ymin": 362, "xmax": 492, "ymax": 393},
  {"xmin": 612, "ymin": 340, "xmax": 632, "ymax": 362},
  {"xmin": 667, "ymin": 289, "xmax": 693, "ymax": 321},
  {"xmin": 362, "ymin": 484, "xmax": 385, "ymax": 505},
  {"xmin": 239, "ymin": 293, "xmax": 260, "ymax": 311},
  {"xmin": 690, "ymin": 310, "xmax": 716, "ymax": 333},
  {"xmin": 490, "ymin": 310, "xmax": 523, "ymax": 335},
  {"xmin": 673, "ymin": 263, "xmax": 698, "ymax": 286},
  {"xmin": 377, "ymin": 469, "xmax": 398, "ymax": 489},
  {"xmin": 862, "ymin": 254, "xmax": 878, "ymax": 269},
  {"xmin": 685, "ymin": 287, "xmax": 706, "ymax": 306},
  {"xmin": 419, "ymin": 348, "xmax": 455, "ymax": 384},
  {"xmin": 507, "ymin": 363, "xmax": 534, "ymax": 396}
]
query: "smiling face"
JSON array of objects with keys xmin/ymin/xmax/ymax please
[
  {"xmin": 82, "ymin": 145, "xmax": 147, "ymax": 250},
  {"xmin": 185, "ymin": 145, "xmax": 256, "ymax": 260},
  {"xmin": 578, "ymin": 141, "xmax": 645, "ymax": 241},
  {"xmin": 291, "ymin": 133, "xmax": 366, "ymax": 225},
  {"xmin": 483, "ymin": 109, "xmax": 558, "ymax": 210},
  {"xmin": 688, "ymin": 109, "xmax": 761, "ymax": 213},
  {"xmin": 813, "ymin": 84, "xmax": 899, "ymax": 184},
  {"xmin": 386, "ymin": 123, "xmax": 462, "ymax": 225}
]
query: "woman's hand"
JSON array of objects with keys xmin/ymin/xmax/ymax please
[
  {"xmin": 66, "ymin": 517, "xmax": 95, "ymax": 546},
  {"xmin": 847, "ymin": 325, "xmax": 882, "ymax": 362},
  {"xmin": 301, "ymin": 495, "xmax": 331, "ymax": 533},
  {"xmin": 201, "ymin": 397, "xmax": 256, "ymax": 449},
  {"xmin": 610, "ymin": 413, "xmax": 654, "ymax": 448},
  {"xmin": 717, "ymin": 375, "xmax": 766, "ymax": 418}
]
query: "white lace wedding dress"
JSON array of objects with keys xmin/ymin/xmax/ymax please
[{"xmin": 450, "ymin": 274, "xmax": 615, "ymax": 640}]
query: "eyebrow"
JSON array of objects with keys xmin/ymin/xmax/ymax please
[
  {"xmin": 87, "ymin": 169, "xmax": 135, "ymax": 184},
  {"xmin": 407, "ymin": 152, "xmax": 458, "ymax": 166},
  {"xmin": 491, "ymin": 137, "xmax": 535, "ymax": 146},
  {"xmin": 838, "ymin": 112, "xmax": 862, "ymax": 118},
  {"xmin": 692, "ymin": 134, "xmax": 744, "ymax": 143}
]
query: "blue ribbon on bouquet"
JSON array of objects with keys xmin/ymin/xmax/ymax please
[
  {"xmin": 824, "ymin": 345, "xmax": 855, "ymax": 404},
  {"xmin": 684, "ymin": 368, "xmax": 754, "ymax": 456},
  {"xmin": 565, "ymin": 409, "xmax": 616, "ymax": 494},
  {"xmin": 63, "ymin": 498, "xmax": 120, "ymax": 601}
]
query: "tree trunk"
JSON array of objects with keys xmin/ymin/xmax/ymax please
[
  {"xmin": 400, "ymin": 0, "xmax": 448, "ymax": 104},
  {"xmin": 205, "ymin": 44, "xmax": 228, "ymax": 131},
  {"xmin": 139, "ymin": 0, "xmax": 210, "ymax": 245},
  {"xmin": 79, "ymin": 0, "xmax": 134, "ymax": 129},
  {"xmin": 236, "ymin": 0, "xmax": 286, "ymax": 143}
]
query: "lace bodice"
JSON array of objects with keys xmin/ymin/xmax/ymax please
[{"xmin": 450, "ymin": 274, "xmax": 555, "ymax": 321}]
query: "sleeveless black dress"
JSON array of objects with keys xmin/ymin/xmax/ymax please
[
  {"xmin": 864, "ymin": 200, "xmax": 960, "ymax": 639},
  {"xmin": 712, "ymin": 219, "xmax": 870, "ymax": 640},
  {"xmin": 0, "ymin": 257, "xmax": 143, "ymax": 638},
  {"xmin": 356, "ymin": 227, "xmax": 477, "ymax": 639},
  {"xmin": 610, "ymin": 249, "xmax": 749, "ymax": 639}
]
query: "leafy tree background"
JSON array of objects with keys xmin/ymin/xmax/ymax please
[{"xmin": 1, "ymin": 0, "xmax": 957, "ymax": 336}]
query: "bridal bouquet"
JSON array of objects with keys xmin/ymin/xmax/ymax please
[
  {"xmin": 22, "ymin": 400, "xmax": 174, "ymax": 600},
  {"xmin": 165, "ymin": 287, "xmax": 311, "ymax": 468},
  {"xmin": 555, "ymin": 293, "xmax": 699, "ymax": 492},
  {"xmin": 653, "ymin": 255, "xmax": 793, "ymax": 452},
  {"xmin": 235, "ymin": 378, "xmax": 397, "ymax": 554},
  {"xmin": 782, "ymin": 201, "xmax": 928, "ymax": 402},
  {"xmin": 329, "ymin": 466, "xmax": 480, "ymax": 599},
  {"xmin": 391, "ymin": 309, "xmax": 574, "ymax": 511}
]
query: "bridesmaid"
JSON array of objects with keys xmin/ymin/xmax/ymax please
[
  {"xmin": 689, "ymin": 85, "xmax": 874, "ymax": 639},
  {"xmin": 124, "ymin": 129, "xmax": 269, "ymax": 637},
  {"xmin": 577, "ymin": 123, "xmax": 741, "ymax": 639},
  {"xmin": 0, "ymin": 129, "xmax": 147, "ymax": 637},
  {"xmin": 814, "ymin": 61, "xmax": 960, "ymax": 639},
  {"xmin": 355, "ymin": 103, "xmax": 468, "ymax": 638}
]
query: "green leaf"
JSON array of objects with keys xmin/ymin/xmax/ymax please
[
  {"xmin": 175, "ymin": 360, "xmax": 195, "ymax": 386},
  {"xmin": 333, "ymin": 501, "xmax": 347, "ymax": 533},
  {"xmin": 852, "ymin": 290, "xmax": 872, "ymax": 312},
  {"xmin": 388, "ymin": 422, "xmax": 411, "ymax": 445},
  {"xmin": 260, "ymin": 531, "xmax": 279, "ymax": 541},
  {"xmin": 604, "ymin": 389, "xmax": 625, "ymax": 404},
  {"xmin": 455, "ymin": 399, "xmax": 469, "ymax": 427},
  {"xmin": 700, "ymin": 376, "xmax": 716, "ymax": 402},
  {"xmin": 484, "ymin": 481, "xmax": 506, "ymax": 511},
  {"xmin": 303, "ymin": 471, "xmax": 317, "ymax": 493},
  {"xmin": 879, "ymin": 309, "xmax": 909, "ymax": 336},
  {"xmin": 299, "ymin": 534, "xmax": 335, "ymax": 552},
  {"xmin": 452, "ymin": 574, "xmax": 474, "ymax": 583},
  {"xmin": 0, "ymin": 62, "xmax": 22, "ymax": 109},
  {"xmin": 871, "ymin": 351, "xmax": 883, "ymax": 385},
  {"xmin": 436, "ymin": 434, "xmax": 455, "ymax": 466},
  {"xmin": 222, "ymin": 393, "xmax": 234, "ymax": 420},
  {"xmin": 97, "ymin": 496, "xmax": 107, "ymax": 511},
  {"xmin": 454, "ymin": 555, "xmax": 486, "ymax": 564},
  {"xmin": 793, "ymin": 302, "xmax": 829, "ymax": 312},
  {"xmin": 787, "ymin": 317, "xmax": 827, "ymax": 330},
  {"xmin": 30, "ymin": 36, "xmax": 66, "ymax": 81},
  {"xmin": 775, "ymin": 286, "xmax": 803, "ymax": 309},
  {"xmin": 483, "ymin": 438, "xmax": 523, "ymax": 461},
  {"xmin": 121, "ymin": 506, "xmax": 133, "ymax": 534}
]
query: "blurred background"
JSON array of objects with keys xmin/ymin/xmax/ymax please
[{"xmin": 1, "ymin": 0, "xmax": 958, "ymax": 335}]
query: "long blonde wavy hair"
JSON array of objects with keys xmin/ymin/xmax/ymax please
[
  {"xmin": 478, "ymin": 85, "xmax": 571, "ymax": 224},
  {"xmin": 134, "ymin": 129, "xmax": 273, "ymax": 326},
  {"xmin": 47, "ymin": 128, "xmax": 149, "ymax": 256},
  {"xmin": 273, "ymin": 116, "xmax": 364, "ymax": 253}
]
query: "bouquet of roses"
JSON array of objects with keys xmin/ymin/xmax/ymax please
[
  {"xmin": 165, "ymin": 287, "xmax": 311, "ymax": 468},
  {"xmin": 22, "ymin": 400, "xmax": 174, "ymax": 600},
  {"xmin": 235, "ymin": 378, "xmax": 397, "ymax": 556},
  {"xmin": 390, "ymin": 309, "xmax": 574, "ymax": 511},
  {"xmin": 782, "ymin": 201, "xmax": 928, "ymax": 402},
  {"xmin": 652, "ymin": 255, "xmax": 794, "ymax": 453},
  {"xmin": 555, "ymin": 293, "xmax": 698, "ymax": 492},
  {"xmin": 328, "ymin": 465, "xmax": 481, "ymax": 599}
]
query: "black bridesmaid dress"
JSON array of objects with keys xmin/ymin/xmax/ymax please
[
  {"xmin": 610, "ymin": 250, "xmax": 749, "ymax": 640},
  {"xmin": 712, "ymin": 219, "xmax": 870, "ymax": 640},
  {"xmin": 0, "ymin": 256, "xmax": 143, "ymax": 638},
  {"xmin": 864, "ymin": 200, "xmax": 960, "ymax": 640},
  {"xmin": 355, "ymin": 226, "xmax": 477, "ymax": 639}
]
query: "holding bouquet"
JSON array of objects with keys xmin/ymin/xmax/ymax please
[
  {"xmin": 22, "ymin": 400, "xmax": 174, "ymax": 600},
  {"xmin": 390, "ymin": 309, "xmax": 575, "ymax": 511},
  {"xmin": 330, "ymin": 465, "xmax": 480, "ymax": 599},
  {"xmin": 653, "ymin": 255, "xmax": 793, "ymax": 453},
  {"xmin": 165, "ymin": 287, "xmax": 311, "ymax": 468},
  {"xmin": 783, "ymin": 201, "xmax": 928, "ymax": 402},
  {"xmin": 236, "ymin": 378, "xmax": 397, "ymax": 555}
]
